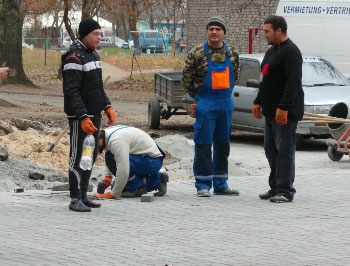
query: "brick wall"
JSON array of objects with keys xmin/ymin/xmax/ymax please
[{"xmin": 186, "ymin": 0, "xmax": 279, "ymax": 54}]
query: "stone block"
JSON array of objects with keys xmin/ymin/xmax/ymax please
[{"xmin": 141, "ymin": 193, "xmax": 154, "ymax": 202}]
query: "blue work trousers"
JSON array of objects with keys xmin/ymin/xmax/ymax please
[
  {"xmin": 264, "ymin": 117, "xmax": 297, "ymax": 199},
  {"xmin": 193, "ymin": 98, "xmax": 234, "ymax": 191},
  {"xmin": 105, "ymin": 151, "xmax": 163, "ymax": 192}
]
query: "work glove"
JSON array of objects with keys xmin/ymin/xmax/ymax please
[
  {"xmin": 252, "ymin": 104, "xmax": 263, "ymax": 119},
  {"xmin": 101, "ymin": 176, "xmax": 112, "ymax": 188},
  {"xmin": 81, "ymin": 117, "xmax": 98, "ymax": 133},
  {"xmin": 105, "ymin": 107, "xmax": 117, "ymax": 125},
  {"xmin": 275, "ymin": 108, "xmax": 288, "ymax": 125},
  {"xmin": 95, "ymin": 192, "xmax": 116, "ymax": 199},
  {"xmin": 188, "ymin": 103, "xmax": 197, "ymax": 118}
]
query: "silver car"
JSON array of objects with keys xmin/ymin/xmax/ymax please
[{"xmin": 233, "ymin": 54, "xmax": 350, "ymax": 146}]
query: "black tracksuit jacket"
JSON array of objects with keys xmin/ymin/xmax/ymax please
[{"xmin": 62, "ymin": 40, "xmax": 111, "ymax": 120}]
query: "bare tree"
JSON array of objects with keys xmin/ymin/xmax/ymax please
[
  {"xmin": 81, "ymin": 0, "xmax": 101, "ymax": 20},
  {"xmin": 63, "ymin": 0, "xmax": 76, "ymax": 40},
  {"xmin": 0, "ymin": 0, "xmax": 33, "ymax": 85},
  {"xmin": 63, "ymin": 0, "xmax": 102, "ymax": 40}
]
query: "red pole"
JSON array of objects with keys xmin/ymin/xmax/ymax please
[
  {"xmin": 248, "ymin": 28, "xmax": 263, "ymax": 54},
  {"xmin": 248, "ymin": 28, "xmax": 253, "ymax": 54}
]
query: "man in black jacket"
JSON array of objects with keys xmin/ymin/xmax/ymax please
[
  {"xmin": 252, "ymin": 15, "xmax": 304, "ymax": 203},
  {"xmin": 62, "ymin": 18, "xmax": 117, "ymax": 212}
]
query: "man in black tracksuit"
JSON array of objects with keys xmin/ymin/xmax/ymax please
[
  {"xmin": 252, "ymin": 15, "xmax": 304, "ymax": 203},
  {"xmin": 62, "ymin": 18, "xmax": 117, "ymax": 212}
]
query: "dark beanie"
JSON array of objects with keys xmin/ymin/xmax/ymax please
[
  {"xmin": 207, "ymin": 16, "xmax": 227, "ymax": 34},
  {"xmin": 78, "ymin": 18, "xmax": 101, "ymax": 40}
]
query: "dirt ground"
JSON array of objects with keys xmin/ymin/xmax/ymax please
[{"xmin": 0, "ymin": 62, "xmax": 185, "ymax": 132}]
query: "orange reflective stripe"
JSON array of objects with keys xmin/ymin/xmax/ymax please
[{"xmin": 211, "ymin": 66, "xmax": 230, "ymax": 90}]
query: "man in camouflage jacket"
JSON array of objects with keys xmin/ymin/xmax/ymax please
[{"xmin": 182, "ymin": 16, "xmax": 240, "ymax": 197}]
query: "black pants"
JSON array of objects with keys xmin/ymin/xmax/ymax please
[
  {"xmin": 264, "ymin": 117, "xmax": 297, "ymax": 200},
  {"xmin": 68, "ymin": 116, "xmax": 101, "ymax": 199}
]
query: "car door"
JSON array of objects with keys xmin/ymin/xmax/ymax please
[{"xmin": 232, "ymin": 57, "xmax": 265, "ymax": 131}]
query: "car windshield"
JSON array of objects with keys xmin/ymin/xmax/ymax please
[{"xmin": 302, "ymin": 58, "xmax": 350, "ymax": 86}]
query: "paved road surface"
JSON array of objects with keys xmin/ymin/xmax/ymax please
[{"xmin": 1, "ymin": 138, "xmax": 349, "ymax": 266}]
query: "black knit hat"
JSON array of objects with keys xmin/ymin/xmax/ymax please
[
  {"xmin": 207, "ymin": 16, "xmax": 227, "ymax": 34},
  {"xmin": 78, "ymin": 18, "xmax": 101, "ymax": 40}
]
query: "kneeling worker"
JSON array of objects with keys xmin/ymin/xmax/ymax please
[{"xmin": 95, "ymin": 125, "xmax": 168, "ymax": 199}]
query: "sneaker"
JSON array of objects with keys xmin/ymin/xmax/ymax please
[
  {"xmin": 197, "ymin": 189, "xmax": 211, "ymax": 197},
  {"xmin": 269, "ymin": 195, "xmax": 292, "ymax": 203},
  {"xmin": 121, "ymin": 186, "xmax": 147, "ymax": 198},
  {"xmin": 214, "ymin": 188, "xmax": 239, "ymax": 196},
  {"xmin": 69, "ymin": 200, "xmax": 91, "ymax": 212},
  {"xmin": 82, "ymin": 197, "xmax": 101, "ymax": 208},
  {"xmin": 259, "ymin": 191, "xmax": 275, "ymax": 200},
  {"xmin": 155, "ymin": 172, "xmax": 169, "ymax": 197}
]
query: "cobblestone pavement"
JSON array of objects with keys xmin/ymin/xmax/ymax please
[{"xmin": 0, "ymin": 169, "xmax": 349, "ymax": 266}]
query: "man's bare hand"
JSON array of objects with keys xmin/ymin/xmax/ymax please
[
  {"xmin": 0, "ymin": 67, "xmax": 9, "ymax": 81},
  {"xmin": 188, "ymin": 103, "xmax": 197, "ymax": 118}
]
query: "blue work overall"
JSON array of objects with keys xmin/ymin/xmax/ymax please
[{"xmin": 193, "ymin": 42, "xmax": 235, "ymax": 192}]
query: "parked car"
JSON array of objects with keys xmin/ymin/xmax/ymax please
[
  {"xmin": 114, "ymin": 37, "xmax": 128, "ymax": 49},
  {"xmin": 62, "ymin": 36, "xmax": 74, "ymax": 48},
  {"xmin": 99, "ymin": 37, "xmax": 114, "ymax": 48},
  {"xmin": 138, "ymin": 30, "xmax": 164, "ymax": 53},
  {"xmin": 232, "ymin": 54, "xmax": 350, "ymax": 146}
]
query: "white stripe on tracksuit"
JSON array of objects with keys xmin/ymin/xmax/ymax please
[
  {"xmin": 63, "ymin": 61, "xmax": 102, "ymax": 72},
  {"xmin": 69, "ymin": 120, "xmax": 81, "ymax": 187}
]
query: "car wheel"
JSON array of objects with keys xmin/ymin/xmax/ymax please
[
  {"xmin": 148, "ymin": 97, "xmax": 160, "ymax": 129},
  {"xmin": 327, "ymin": 146, "xmax": 344, "ymax": 161}
]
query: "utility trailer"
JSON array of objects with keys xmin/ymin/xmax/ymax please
[{"xmin": 148, "ymin": 72, "xmax": 193, "ymax": 129}]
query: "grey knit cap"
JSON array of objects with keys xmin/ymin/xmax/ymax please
[{"xmin": 207, "ymin": 16, "xmax": 227, "ymax": 34}]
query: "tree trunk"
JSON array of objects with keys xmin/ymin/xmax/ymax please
[
  {"xmin": 0, "ymin": 0, "xmax": 33, "ymax": 85},
  {"xmin": 63, "ymin": 0, "xmax": 75, "ymax": 40}
]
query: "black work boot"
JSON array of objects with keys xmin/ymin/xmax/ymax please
[
  {"xmin": 82, "ymin": 196, "xmax": 101, "ymax": 208},
  {"xmin": 155, "ymin": 172, "xmax": 169, "ymax": 196},
  {"xmin": 121, "ymin": 185, "xmax": 147, "ymax": 198},
  {"xmin": 69, "ymin": 200, "xmax": 91, "ymax": 212}
]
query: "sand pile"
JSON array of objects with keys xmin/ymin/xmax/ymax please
[{"xmin": 0, "ymin": 129, "xmax": 105, "ymax": 172}]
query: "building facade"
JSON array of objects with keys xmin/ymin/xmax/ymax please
[{"xmin": 186, "ymin": 0, "xmax": 279, "ymax": 54}]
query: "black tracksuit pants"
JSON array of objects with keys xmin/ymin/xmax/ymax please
[{"xmin": 68, "ymin": 116, "xmax": 101, "ymax": 199}]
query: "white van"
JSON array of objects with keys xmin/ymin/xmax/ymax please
[{"xmin": 276, "ymin": 0, "xmax": 350, "ymax": 76}]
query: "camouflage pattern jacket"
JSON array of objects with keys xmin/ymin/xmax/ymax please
[{"xmin": 182, "ymin": 42, "xmax": 239, "ymax": 98}]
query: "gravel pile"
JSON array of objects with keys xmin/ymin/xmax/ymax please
[{"xmin": 0, "ymin": 157, "xmax": 68, "ymax": 192}]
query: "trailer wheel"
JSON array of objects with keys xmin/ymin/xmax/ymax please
[
  {"xmin": 327, "ymin": 146, "xmax": 344, "ymax": 161},
  {"xmin": 148, "ymin": 98, "xmax": 160, "ymax": 129}
]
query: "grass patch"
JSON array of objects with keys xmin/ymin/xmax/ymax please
[
  {"xmin": 23, "ymin": 48, "xmax": 62, "ymax": 83},
  {"xmin": 100, "ymin": 49, "xmax": 185, "ymax": 71},
  {"xmin": 22, "ymin": 47, "xmax": 185, "ymax": 83}
]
